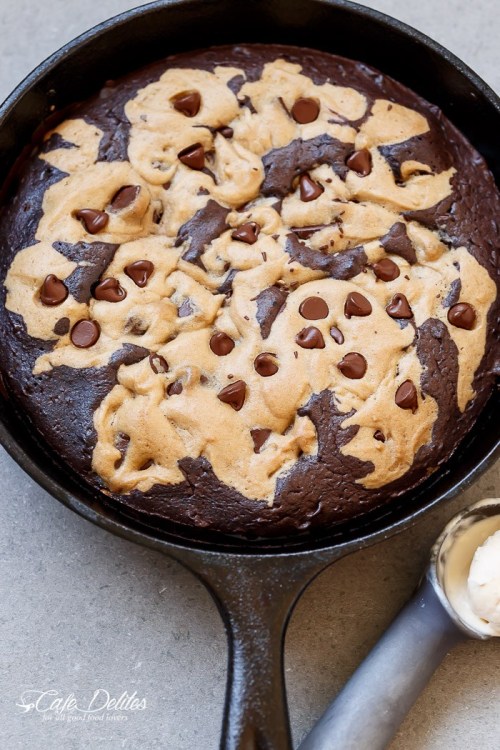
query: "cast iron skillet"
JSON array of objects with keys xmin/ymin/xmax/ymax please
[{"xmin": 0, "ymin": 1, "xmax": 498, "ymax": 748}]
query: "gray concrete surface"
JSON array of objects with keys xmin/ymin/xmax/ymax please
[{"xmin": 0, "ymin": 1, "xmax": 498, "ymax": 748}]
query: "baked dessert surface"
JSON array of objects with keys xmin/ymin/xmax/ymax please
[{"xmin": 0, "ymin": 44, "xmax": 498, "ymax": 538}]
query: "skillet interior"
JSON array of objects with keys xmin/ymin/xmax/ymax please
[{"xmin": 0, "ymin": 0, "xmax": 498, "ymax": 555}]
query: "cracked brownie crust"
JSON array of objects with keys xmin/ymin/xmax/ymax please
[{"xmin": 0, "ymin": 44, "xmax": 498, "ymax": 538}]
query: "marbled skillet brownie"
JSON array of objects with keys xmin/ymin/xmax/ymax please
[{"xmin": 0, "ymin": 44, "xmax": 498, "ymax": 538}]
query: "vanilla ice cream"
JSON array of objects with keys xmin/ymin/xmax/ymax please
[
  {"xmin": 468, "ymin": 530, "xmax": 500, "ymax": 635},
  {"xmin": 440, "ymin": 500, "xmax": 500, "ymax": 637}
]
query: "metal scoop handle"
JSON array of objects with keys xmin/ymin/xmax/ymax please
[{"xmin": 299, "ymin": 577, "xmax": 465, "ymax": 750}]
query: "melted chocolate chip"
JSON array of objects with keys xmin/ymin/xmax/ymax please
[
  {"xmin": 374, "ymin": 430, "xmax": 386, "ymax": 442},
  {"xmin": 53, "ymin": 317, "xmax": 70, "ymax": 336},
  {"xmin": 177, "ymin": 299, "xmax": 193, "ymax": 318},
  {"xmin": 299, "ymin": 296, "xmax": 329, "ymax": 320},
  {"xmin": 291, "ymin": 97, "xmax": 320, "ymax": 124},
  {"xmin": 178, "ymin": 142, "xmax": 205, "ymax": 170},
  {"xmin": 217, "ymin": 380, "xmax": 246, "ymax": 410},
  {"xmin": 210, "ymin": 332, "xmax": 235, "ymax": 356},
  {"xmin": 167, "ymin": 380, "xmax": 183, "ymax": 396},
  {"xmin": 70, "ymin": 319, "xmax": 100, "ymax": 348},
  {"xmin": 124, "ymin": 260, "xmax": 154, "ymax": 287},
  {"xmin": 295, "ymin": 327, "xmax": 325, "ymax": 349},
  {"xmin": 447, "ymin": 302, "xmax": 476, "ymax": 330},
  {"xmin": 251, "ymin": 428, "xmax": 271, "ymax": 454},
  {"xmin": 110, "ymin": 185, "xmax": 140, "ymax": 211},
  {"xmin": 40, "ymin": 274, "xmax": 68, "ymax": 306},
  {"xmin": 93, "ymin": 277, "xmax": 127, "ymax": 302},
  {"xmin": 75, "ymin": 209, "xmax": 109, "ymax": 234},
  {"xmin": 344, "ymin": 292, "xmax": 372, "ymax": 318},
  {"xmin": 386, "ymin": 293, "xmax": 413, "ymax": 319},
  {"xmin": 330, "ymin": 326, "xmax": 344, "ymax": 344},
  {"xmin": 254, "ymin": 353, "xmax": 279, "ymax": 377},
  {"xmin": 219, "ymin": 126, "xmax": 234, "ymax": 139},
  {"xmin": 299, "ymin": 173, "xmax": 324, "ymax": 202},
  {"xmin": 372, "ymin": 258, "xmax": 400, "ymax": 282},
  {"xmin": 380, "ymin": 222, "xmax": 417, "ymax": 264},
  {"xmin": 395, "ymin": 380, "xmax": 418, "ymax": 412},
  {"xmin": 172, "ymin": 90, "xmax": 201, "ymax": 117},
  {"xmin": 231, "ymin": 222, "xmax": 260, "ymax": 244},
  {"xmin": 149, "ymin": 353, "xmax": 169, "ymax": 374},
  {"xmin": 346, "ymin": 149, "xmax": 372, "ymax": 176},
  {"xmin": 337, "ymin": 352, "xmax": 367, "ymax": 379}
]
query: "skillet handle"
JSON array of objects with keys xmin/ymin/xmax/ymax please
[
  {"xmin": 188, "ymin": 553, "xmax": 330, "ymax": 750},
  {"xmin": 298, "ymin": 577, "xmax": 466, "ymax": 750}
]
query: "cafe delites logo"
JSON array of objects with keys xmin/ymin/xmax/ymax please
[{"xmin": 16, "ymin": 688, "xmax": 147, "ymax": 722}]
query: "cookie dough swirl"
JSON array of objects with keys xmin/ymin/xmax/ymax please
[{"xmin": 4, "ymin": 53, "xmax": 496, "ymax": 506}]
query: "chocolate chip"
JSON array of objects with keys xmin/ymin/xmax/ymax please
[
  {"xmin": 217, "ymin": 380, "xmax": 246, "ymax": 410},
  {"xmin": 149, "ymin": 353, "xmax": 169, "ymax": 374},
  {"xmin": 93, "ymin": 277, "xmax": 127, "ymax": 302},
  {"xmin": 337, "ymin": 352, "xmax": 367, "ymax": 379},
  {"xmin": 75, "ymin": 209, "xmax": 109, "ymax": 234},
  {"xmin": 251, "ymin": 428, "xmax": 271, "ymax": 453},
  {"xmin": 295, "ymin": 326, "xmax": 325, "ymax": 349},
  {"xmin": 39, "ymin": 274, "xmax": 68, "ymax": 306},
  {"xmin": 386, "ymin": 293, "xmax": 413, "ymax": 319},
  {"xmin": 219, "ymin": 126, "xmax": 234, "ymax": 139},
  {"xmin": 447, "ymin": 302, "xmax": 476, "ymax": 330},
  {"xmin": 124, "ymin": 260, "xmax": 154, "ymax": 287},
  {"xmin": 231, "ymin": 222, "xmax": 260, "ymax": 244},
  {"xmin": 178, "ymin": 142, "xmax": 205, "ymax": 170},
  {"xmin": 344, "ymin": 292, "xmax": 372, "ymax": 318},
  {"xmin": 346, "ymin": 149, "xmax": 372, "ymax": 176},
  {"xmin": 291, "ymin": 97, "xmax": 320, "ymax": 124},
  {"xmin": 374, "ymin": 430, "xmax": 386, "ymax": 442},
  {"xmin": 172, "ymin": 90, "xmax": 201, "ymax": 117},
  {"xmin": 139, "ymin": 459, "xmax": 155, "ymax": 471},
  {"xmin": 299, "ymin": 296, "xmax": 329, "ymax": 320},
  {"xmin": 53, "ymin": 317, "xmax": 70, "ymax": 336},
  {"xmin": 167, "ymin": 380, "xmax": 183, "ymax": 396},
  {"xmin": 70, "ymin": 319, "xmax": 100, "ymax": 348},
  {"xmin": 210, "ymin": 332, "xmax": 235, "ymax": 356},
  {"xmin": 372, "ymin": 258, "xmax": 400, "ymax": 282},
  {"xmin": 254, "ymin": 353, "xmax": 278, "ymax": 377},
  {"xmin": 110, "ymin": 185, "xmax": 140, "ymax": 211},
  {"xmin": 299, "ymin": 173, "xmax": 324, "ymax": 202},
  {"xmin": 178, "ymin": 299, "xmax": 193, "ymax": 318},
  {"xmin": 395, "ymin": 380, "xmax": 418, "ymax": 412},
  {"xmin": 330, "ymin": 326, "xmax": 344, "ymax": 344}
]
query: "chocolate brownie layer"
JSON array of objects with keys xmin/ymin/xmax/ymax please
[{"xmin": 0, "ymin": 44, "xmax": 498, "ymax": 538}]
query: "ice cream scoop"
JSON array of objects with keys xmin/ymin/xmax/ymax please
[{"xmin": 299, "ymin": 498, "xmax": 500, "ymax": 750}]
